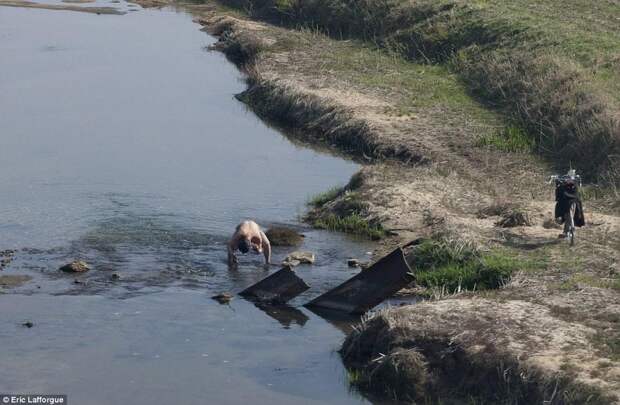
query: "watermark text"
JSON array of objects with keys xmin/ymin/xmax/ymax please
[{"xmin": 1, "ymin": 395, "xmax": 66, "ymax": 405}]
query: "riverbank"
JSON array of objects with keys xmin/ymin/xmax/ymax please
[{"xmin": 135, "ymin": 0, "xmax": 620, "ymax": 402}]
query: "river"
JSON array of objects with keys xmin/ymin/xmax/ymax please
[{"xmin": 0, "ymin": 2, "xmax": 379, "ymax": 404}]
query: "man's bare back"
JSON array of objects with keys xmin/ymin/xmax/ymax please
[{"xmin": 228, "ymin": 220, "xmax": 271, "ymax": 268}]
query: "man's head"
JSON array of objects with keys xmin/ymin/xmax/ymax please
[{"xmin": 238, "ymin": 238, "xmax": 250, "ymax": 254}]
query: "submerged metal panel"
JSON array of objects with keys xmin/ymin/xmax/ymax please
[
  {"xmin": 239, "ymin": 267, "xmax": 310, "ymax": 304},
  {"xmin": 304, "ymin": 247, "xmax": 414, "ymax": 314}
]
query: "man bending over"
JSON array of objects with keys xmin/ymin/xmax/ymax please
[{"xmin": 228, "ymin": 220, "xmax": 271, "ymax": 268}]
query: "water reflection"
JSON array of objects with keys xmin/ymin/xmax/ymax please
[
  {"xmin": 305, "ymin": 306, "xmax": 361, "ymax": 335},
  {"xmin": 253, "ymin": 303, "xmax": 310, "ymax": 329}
]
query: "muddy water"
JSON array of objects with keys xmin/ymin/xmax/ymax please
[{"xmin": 0, "ymin": 3, "xmax": 377, "ymax": 404}]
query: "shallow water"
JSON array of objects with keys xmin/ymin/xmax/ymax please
[{"xmin": 0, "ymin": 3, "xmax": 380, "ymax": 404}]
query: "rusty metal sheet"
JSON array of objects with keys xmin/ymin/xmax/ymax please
[
  {"xmin": 239, "ymin": 267, "xmax": 310, "ymax": 304},
  {"xmin": 304, "ymin": 247, "xmax": 414, "ymax": 314}
]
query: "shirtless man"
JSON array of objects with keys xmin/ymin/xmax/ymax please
[{"xmin": 228, "ymin": 220, "xmax": 271, "ymax": 268}]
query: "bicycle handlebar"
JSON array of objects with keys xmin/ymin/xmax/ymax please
[{"xmin": 548, "ymin": 174, "xmax": 582, "ymax": 186}]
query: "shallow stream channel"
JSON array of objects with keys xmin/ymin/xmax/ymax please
[{"xmin": 0, "ymin": 2, "xmax": 386, "ymax": 403}]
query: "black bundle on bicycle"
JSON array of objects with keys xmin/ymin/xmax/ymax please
[{"xmin": 553, "ymin": 175, "xmax": 585, "ymax": 227}]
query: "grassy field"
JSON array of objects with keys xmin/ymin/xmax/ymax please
[{"xmin": 218, "ymin": 0, "xmax": 620, "ymax": 186}]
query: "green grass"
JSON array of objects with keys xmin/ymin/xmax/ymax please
[
  {"xmin": 346, "ymin": 368, "xmax": 363, "ymax": 385},
  {"xmin": 312, "ymin": 213, "xmax": 385, "ymax": 240},
  {"xmin": 279, "ymin": 0, "xmax": 619, "ymax": 103},
  {"xmin": 579, "ymin": 185, "xmax": 600, "ymax": 202},
  {"xmin": 578, "ymin": 184, "xmax": 612, "ymax": 203},
  {"xmin": 313, "ymin": 40, "xmax": 499, "ymax": 124},
  {"xmin": 265, "ymin": 24, "xmax": 500, "ymax": 127},
  {"xmin": 308, "ymin": 186, "xmax": 343, "ymax": 207},
  {"xmin": 560, "ymin": 273, "xmax": 620, "ymax": 292},
  {"xmin": 307, "ymin": 188, "xmax": 386, "ymax": 239},
  {"xmin": 476, "ymin": 125, "xmax": 533, "ymax": 153},
  {"xmin": 410, "ymin": 239, "xmax": 543, "ymax": 292},
  {"xmin": 471, "ymin": 0, "xmax": 620, "ymax": 97}
]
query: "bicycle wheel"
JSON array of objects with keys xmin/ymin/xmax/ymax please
[{"xmin": 568, "ymin": 202, "xmax": 576, "ymax": 246}]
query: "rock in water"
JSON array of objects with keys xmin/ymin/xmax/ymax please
[
  {"xmin": 284, "ymin": 251, "xmax": 315, "ymax": 265},
  {"xmin": 0, "ymin": 249, "xmax": 16, "ymax": 270},
  {"xmin": 282, "ymin": 259, "xmax": 301, "ymax": 267},
  {"xmin": 265, "ymin": 227, "xmax": 304, "ymax": 246},
  {"xmin": 348, "ymin": 259, "xmax": 369, "ymax": 269},
  {"xmin": 59, "ymin": 260, "xmax": 90, "ymax": 273},
  {"xmin": 347, "ymin": 258, "xmax": 360, "ymax": 268},
  {"xmin": 212, "ymin": 292, "xmax": 234, "ymax": 304}
]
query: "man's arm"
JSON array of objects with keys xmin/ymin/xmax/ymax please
[
  {"xmin": 260, "ymin": 231, "xmax": 271, "ymax": 265},
  {"xmin": 563, "ymin": 189, "xmax": 578, "ymax": 201},
  {"xmin": 228, "ymin": 237, "xmax": 239, "ymax": 267}
]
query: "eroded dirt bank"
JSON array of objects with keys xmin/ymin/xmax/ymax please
[
  {"xmin": 341, "ymin": 299, "xmax": 618, "ymax": 403},
  {"xmin": 135, "ymin": 1, "xmax": 620, "ymax": 402}
]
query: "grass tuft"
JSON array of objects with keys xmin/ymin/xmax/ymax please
[
  {"xmin": 476, "ymin": 200, "xmax": 517, "ymax": 219},
  {"xmin": 408, "ymin": 238, "xmax": 536, "ymax": 292},
  {"xmin": 313, "ymin": 213, "xmax": 385, "ymax": 240},
  {"xmin": 495, "ymin": 210, "xmax": 532, "ymax": 228},
  {"xmin": 476, "ymin": 125, "xmax": 533, "ymax": 153},
  {"xmin": 306, "ymin": 189, "xmax": 386, "ymax": 240},
  {"xmin": 308, "ymin": 186, "xmax": 343, "ymax": 207}
]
